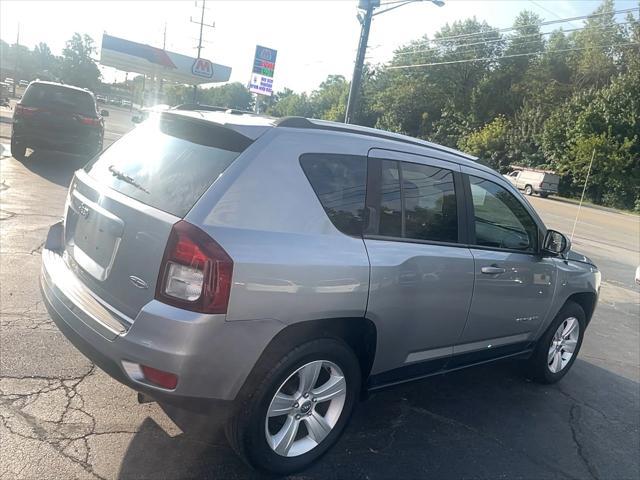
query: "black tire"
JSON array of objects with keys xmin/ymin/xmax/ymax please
[
  {"xmin": 525, "ymin": 301, "xmax": 585, "ymax": 384},
  {"xmin": 225, "ymin": 338, "xmax": 361, "ymax": 475},
  {"xmin": 539, "ymin": 192, "xmax": 549, "ymax": 198},
  {"xmin": 524, "ymin": 185, "xmax": 533, "ymax": 195},
  {"xmin": 10, "ymin": 137, "xmax": 26, "ymax": 160}
]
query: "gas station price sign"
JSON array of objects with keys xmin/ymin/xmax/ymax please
[{"xmin": 249, "ymin": 45, "xmax": 277, "ymax": 96}]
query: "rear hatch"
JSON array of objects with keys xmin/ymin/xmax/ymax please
[
  {"xmin": 19, "ymin": 83, "xmax": 99, "ymax": 140},
  {"xmin": 63, "ymin": 113, "xmax": 253, "ymax": 319}
]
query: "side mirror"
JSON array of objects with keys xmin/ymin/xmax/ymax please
[
  {"xmin": 543, "ymin": 229, "xmax": 571, "ymax": 256},
  {"xmin": 100, "ymin": 109, "xmax": 109, "ymax": 117}
]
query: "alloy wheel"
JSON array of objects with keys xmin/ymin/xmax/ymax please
[
  {"xmin": 265, "ymin": 360, "xmax": 347, "ymax": 457},
  {"xmin": 548, "ymin": 316, "xmax": 580, "ymax": 373}
]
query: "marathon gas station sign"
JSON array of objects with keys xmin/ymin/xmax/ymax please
[
  {"xmin": 249, "ymin": 45, "xmax": 277, "ymax": 96},
  {"xmin": 100, "ymin": 34, "xmax": 231, "ymax": 85}
]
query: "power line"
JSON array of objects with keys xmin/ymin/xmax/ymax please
[
  {"xmin": 392, "ymin": 20, "xmax": 634, "ymax": 57},
  {"xmin": 386, "ymin": 41, "xmax": 640, "ymax": 69},
  {"xmin": 530, "ymin": 0, "xmax": 582, "ymax": 29},
  {"xmin": 418, "ymin": 7, "xmax": 638, "ymax": 45}
]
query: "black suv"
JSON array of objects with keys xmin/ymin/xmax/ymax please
[{"xmin": 11, "ymin": 81, "xmax": 108, "ymax": 160}]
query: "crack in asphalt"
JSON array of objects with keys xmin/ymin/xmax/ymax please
[
  {"xmin": 569, "ymin": 404, "xmax": 600, "ymax": 480},
  {"xmin": 0, "ymin": 208, "xmax": 17, "ymax": 221},
  {"xmin": 0, "ymin": 364, "xmax": 119, "ymax": 480},
  {"xmin": 0, "ymin": 300, "xmax": 54, "ymax": 330}
]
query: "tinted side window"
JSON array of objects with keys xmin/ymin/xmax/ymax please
[
  {"xmin": 402, "ymin": 162, "xmax": 457, "ymax": 243},
  {"xmin": 469, "ymin": 175, "xmax": 538, "ymax": 252},
  {"xmin": 299, "ymin": 154, "xmax": 367, "ymax": 236}
]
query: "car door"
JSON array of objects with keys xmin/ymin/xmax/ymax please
[
  {"xmin": 363, "ymin": 149, "xmax": 475, "ymax": 386},
  {"xmin": 452, "ymin": 168, "xmax": 557, "ymax": 365}
]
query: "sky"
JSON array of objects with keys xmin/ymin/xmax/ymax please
[{"xmin": 0, "ymin": 0, "xmax": 638, "ymax": 93}]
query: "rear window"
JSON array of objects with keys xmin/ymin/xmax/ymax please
[
  {"xmin": 299, "ymin": 153, "xmax": 367, "ymax": 236},
  {"xmin": 85, "ymin": 114, "xmax": 252, "ymax": 217},
  {"xmin": 22, "ymin": 84, "xmax": 96, "ymax": 115}
]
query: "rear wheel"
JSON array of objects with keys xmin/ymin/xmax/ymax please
[
  {"xmin": 225, "ymin": 338, "xmax": 361, "ymax": 474},
  {"xmin": 525, "ymin": 301, "xmax": 585, "ymax": 384},
  {"xmin": 10, "ymin": 137, "xmax": 26, "ymax": 160},
  {"xmin": 524, "ymin": 185, "xmax": 533, "ymax": 195}
]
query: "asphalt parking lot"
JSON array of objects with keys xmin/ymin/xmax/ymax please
[{"xmin": 0, "ymin": 108, "xmax": 638, "ymax": 479}]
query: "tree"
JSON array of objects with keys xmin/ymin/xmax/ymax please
[
  {"xmin": 458, "ymin": 116, "xmax": 511, "ymax": 170},
  {"xmin": 59, "ymin": 33, "xmax": 101, "ymax": 90},
  {"xmin": 266, "ymin": 88, "xmax": 314, "ymax": 117},
  {"xmin": 200, "ymin": 82, "xmax": 253, "ymax": 110}
]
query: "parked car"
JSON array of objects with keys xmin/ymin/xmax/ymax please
[
  {"xmin": 40, "ymin": 110, "xmax": 600, "ymax": 474},
  {"xmin": 0, "ymin": 82, "xmax": 10, "ymax": 106},
  {"xmin": 19, "ymin": 79, "xmax": 29, "ymax": 87},
  {"xmin": 5, "ymin": 77, "xmax": 14, "ymax": 85},
  {"xmin": 108, "ymin": 97, "xmax": 121, "ymax": 105},
  {"xmin": 504, "ymin": 167, "xmax": 560, "ymax": 197},
  {"xmin": 96, "ymin": 94, "xmax": 107, "ymax": 104},
  {"xmin": 11, "ymin": 81, "xmax": 108, "ymax": 160},
  {"xmin": 121, "ymin": 99, "xmax": 132, "ymax": 108}
]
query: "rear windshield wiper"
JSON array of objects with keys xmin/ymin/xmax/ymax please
[{"xmin": 108, "ymin": 165, "xmax": 150, "ymax": 194}]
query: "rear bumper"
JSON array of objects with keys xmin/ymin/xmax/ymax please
[
  {"xmin": 40, "ymin": 222, "xmax": 282, "ymax": 413},
  {"xmin": 12, "ymin": 124, "xmax": 101, "ymax": 155}
]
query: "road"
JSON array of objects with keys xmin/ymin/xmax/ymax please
[{"xmin": 0, "ymin": 112, "xmax": 638, "ymax": 479}]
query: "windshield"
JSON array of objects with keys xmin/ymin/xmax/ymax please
[
  {"xmin": 84, "ymin": 114, "xmax": 252, "ymax": 217},
  {"xmin": 22, "ymin": 84, "xmax": 96, "ymax": 115}
]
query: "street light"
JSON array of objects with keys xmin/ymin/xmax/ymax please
[{"xmin": 344, "ymin": 0, "xmax": 445, "ymax": 124}]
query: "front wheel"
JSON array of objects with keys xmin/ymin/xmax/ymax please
[
  {"xmin": 225, "ymin": 339, "xmax": 361, "ymax": 475},
  {"xmin": 539, "ymin": 192, "xmax": 549, "ymax": 198},
  {"xmin": 10, "ymin": 137, "xmax": 26, "ymax": 160},
  {"xmin": 525, "ymin": 301, "xmax": 585, "ymax": 384}
]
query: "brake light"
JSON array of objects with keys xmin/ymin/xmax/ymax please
[
  {"xmin": 78, "ymin": 115, "xmax": 101, "ymax": 127},
  {"xmin": 14, "ymin": 105, "xmax": 38, "ymax": 117},
  {"xmin": 155, "ymin": 220, "xmax": 233, "ymax": 314}
]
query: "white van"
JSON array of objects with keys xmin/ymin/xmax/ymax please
[{"xmin": 504, "ymin": 167, "xmax": 559, "ymax": 197}]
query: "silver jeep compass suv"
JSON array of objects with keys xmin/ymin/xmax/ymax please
[{"xmin": 40, "ymin": 109, "xmax": 600, "ymax": 474}]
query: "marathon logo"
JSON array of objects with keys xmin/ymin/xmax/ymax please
[{"xmin": 192, "ymin": 58, "xmax": 214, "ymax": 78}]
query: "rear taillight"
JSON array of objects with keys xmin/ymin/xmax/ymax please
[
  {"xmin": 155, "ymin": 220, "xmax": 233, "ymax": 314},
  {"xmin": 14, "ymin": 105, "xmax": 38, "ymax": 117},
  {"xmin": 78, "ymin": 115, "xmax": 101, "ymax": 127}
]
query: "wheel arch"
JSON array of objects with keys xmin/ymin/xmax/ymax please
[
  {"xmin": 566, "ymin": 291, "xmax": 598, "ymax": 326},
  {"xmin": 237, "ymin": 317, "xmax": 377, "ymax": 401}
]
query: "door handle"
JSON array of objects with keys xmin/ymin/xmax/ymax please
[{"xmin": 481, "ymin": 266, "xmax": 506, "ymax": 274}]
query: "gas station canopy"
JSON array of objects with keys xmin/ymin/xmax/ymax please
[{"xmin": 100, "ymin": 34, "xmax": 232, "ymax": 85}]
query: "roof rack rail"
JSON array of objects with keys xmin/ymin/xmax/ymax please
[
  {"xmin": 275, "ymin": 116, "xmax": 476, "ymax": 162},
  {"xmin": 173, "ymin": 103, "xmax": 228, "ymax": 112},
  {"xmin": 225, "ymin": 108, "xmax": 255, "ymax": 115}
]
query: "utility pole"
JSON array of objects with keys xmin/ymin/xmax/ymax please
[
  {"xmin": 158, "ymin": 22, "xmax": 167, "ymax": 100},
  {"xmin": 344, "ymin": 0, "xmax": 445, "ymax": 125},
  {"xmin": 190, "ymin": 0, "xmax": 215, "ymax": 103},
  {"xmin": 163, "ymin": 22, "xmax": 167, "ymax": 50},
  {"xmin": 12, "ymin": 23, "xmax": 20, "ymax": 97},
  {"xmin": 344, "ymin": 1, "xmax": 376, "ymax": 125}
]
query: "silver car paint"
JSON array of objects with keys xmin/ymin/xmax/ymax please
[{"xmin": 40, "ymin": 115, "xmax": 600, "ymax": 404}]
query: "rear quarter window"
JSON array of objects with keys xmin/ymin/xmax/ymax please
[
  {"xmin": 299, "ymin": 153, "xmax": 367, "ymax": 236},
  {"xmin": 22, "ymin": 84, "xmax": 96, "ymax": 115},
  {"xmin": 85, "ymin": 114, "xmax": 253, "ymax": 217}
]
